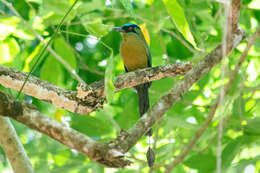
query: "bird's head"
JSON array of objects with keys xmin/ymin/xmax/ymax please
[{"xmin": 113, "ymin": 23, "xmax": 143, "ymax": 36}]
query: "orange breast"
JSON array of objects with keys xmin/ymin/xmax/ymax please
[{"xmin": 120, "ymin": 33, "xmax": 148, "ymax": 71}]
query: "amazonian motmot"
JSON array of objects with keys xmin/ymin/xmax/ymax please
[{"xmin": 113, "ymin": 23, "xmax": 152, "ymax": 136}]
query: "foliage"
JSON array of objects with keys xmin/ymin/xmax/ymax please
[{"xmin": 0, "ymin": 0, "xmax": 260, "ymax": 172}]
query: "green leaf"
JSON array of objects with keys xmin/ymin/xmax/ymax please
[
  {"xmin": 162, "ymin": 0, "xmax": 197, "ymax": 49},
  {"xmin": 84, "ymin": 23, "xmax": 112, "ymax": 38},
  {"xmin": 222, "ymin": 138, "xmax": 243, "ymax": 169},
  {"xmin": 13, "ymin": 29, "xmax": 35, "ymax": 40},
  {"xmin": 54, "ymin": 37, "xmax": 77, "ymax": 70},
  {"xmin": 0, "ymin": 16, "xmax": 20, "ymax": 41},
  {"xmin": 244, "ymin": 117, "xmax": 260, "ymax": 136},
  {"xmin": 0, "ymin": 38, "xmax": 20, "ymax": 64},
  {"xmin": 40, "ymin": 54, "xmax": 63, "ymax": 86},
  {"xmin": 164, "ymin": 116, "xmax": 196, "ymax": 130},
  {"xmin": 80, "ymin": 16, "xmax": 112, "ymax": 38},
  {"xmin": 70, "ymin": 111, "xmax": 113, "ymax": 137},
  {"xmin": 228, "ymin": 155, "xmax": 260, "ymax": 173},
  {"xmin": 114, "ymin": 91, "xmax": 138, "ymax": 129},
  {"xmin": 77, "ymin": 0, "xmax": 104, "ymax": 14},
  {"xmin": 80, "ymin": 14, "xmax": 112, "ymax": 38},
  {"xmin": 105, "ymin": 49, "xmax": 115, "ymax": 103},
  {"xmin": 23, "ymin": 41, "xmax": 46, "ymax": 72},
  {"xmin": 7, "ymin": 38, "xmax": 20, "ymax": 58},
  {"xmin": 92, "ymin": 163, "xmax": 104, "ymax": 173},
  {"xmin": 184, "ymin": 152, "xmax": 216, "ymax": 172},
  {"xmin": 41, "ymin": 0, "xmax": 77, "ymax": 25},
  {"xmin": 0, "ymin": 40, "xmax": 11, "ymax": 64},
  {"xmin": 120, "ymin": 0, "xmax": 136, "ymax": 18},
  {"xmin": 54, "ymin": 150, "xmax": 70, "ymax": 166},
  {"xmin": 0, "ymin": 24, "xmax": 15, "ymax": 41},
  {"xmin": 232, "ymin": 97, "xmax": 245, "ymax": 118}
]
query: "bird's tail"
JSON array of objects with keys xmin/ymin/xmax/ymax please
[{"xmin": 135, "ymin": 83, "xmax": 152, "ymax": 136}]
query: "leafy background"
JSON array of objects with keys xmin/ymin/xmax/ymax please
[{"xmin": 0, "ymin": 0, "xmax": 260, "ymax": 172}]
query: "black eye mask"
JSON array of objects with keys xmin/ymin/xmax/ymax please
[{"xmin": 125, "ymin": 26, "xmax": 137, "ymax": 33}]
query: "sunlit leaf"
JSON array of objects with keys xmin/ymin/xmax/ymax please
[
  {"xmin": 13, "ymin": 29, "xmax": 35, "ymax": 40},
  {"xmin": 7, "ymin": 38, "xmax": 20, "ymax": 58},
  {"xmin": 41, "ymin": 0, "xmax": 77, "ymax": 25},
  {"xmin": 0, "ymin": 24, "xmax": 15, "ymax": 41},
  {"xmin": 0, "ymin": 37, "xmax": 19, "ymax": 64},
  {"xmin": 54, "ymin": 109, "xmax": 64, "ymax": 122},
  {"xmin": 80, "ymin": 16, "xmax": 112, "ymax": 38},
  {"xmin": 83, "ymin": 23, "xmax": 112, "ymax": 38},
  {"xmin": 23, "ymin": 41, "xmax": 46, "ymax": 72},
  {"xmin": 0, "ymin": 41, "xmax": 11, "ymax": 64},
  {"xmin": 54, "ymin": 150, "xmax": 70, "ymax": 166},
  {"xmin": 162, "ymin": 0, "xmax": 198, "ymax": 49},
  {"xmin": 120, "ymin": 0, "xmax": 136, "ymax": 18},
  {"xmin": 77, "ymin": 0, "xmax": 104, "ymax": 13},
  {"xmin": 248, "ymin": 0, "xmax": 260, "ymax": 10}
]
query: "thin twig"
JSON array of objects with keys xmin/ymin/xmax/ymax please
[{"xmin": 217, "ymin": 1, "xmax": 231, "ymax": 172}]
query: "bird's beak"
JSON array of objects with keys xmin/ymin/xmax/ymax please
[{"xmin": 112, "ymin": 27, "xmax": 124, "ymax": 32}]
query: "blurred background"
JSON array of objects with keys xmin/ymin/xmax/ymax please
[{"xmin": 0, "ymin": 0, "xmax": 260, "ymax": 172}]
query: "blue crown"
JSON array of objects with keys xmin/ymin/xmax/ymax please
[{"xmin": 123, "ymin": 23, "xmax": 139, "ymax": 27}]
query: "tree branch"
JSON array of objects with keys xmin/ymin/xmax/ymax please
[
  {"xmin": 0, "ymin": 117, "xmax": 34, "ymax": 173},
  {"xmin": 0, "ymin": 91, "xmax": 131, "ymax": 168},
  {"xmin": 0, "ymin": 62, "xmax": 192, "ymax": 114}
]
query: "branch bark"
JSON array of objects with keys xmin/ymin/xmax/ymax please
[
  {"xmin": 0, "ymin": 91, "xmax": 131, "ymax": 168},
  {"xmin": 0, "ymin": 62, "xmax": 192, "ymax": 114},
  {"xmin": 0, "ymin": 117, "xmax": 34, "ymax": 173}
]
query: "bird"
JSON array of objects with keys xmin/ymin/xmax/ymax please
[{"xmin": 113, "ymin": 23, "xmax": 152, "ymax": 136}]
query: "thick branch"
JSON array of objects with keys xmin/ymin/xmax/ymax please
[
  {"xmin": 0, "ymin": 91, "xmax": 131, "ymax": 168},
  {"xmin": 0, "ymin": 117, "xmax": 34, "ymax": 173},
  {"xmin": 0, "ymin": 62, "xmax": 192, "ymax": 114}
]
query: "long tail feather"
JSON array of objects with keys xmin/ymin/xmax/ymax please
[{"xmin": 135, "ymin": 83, "xmax": 152, "ymax": 136}]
